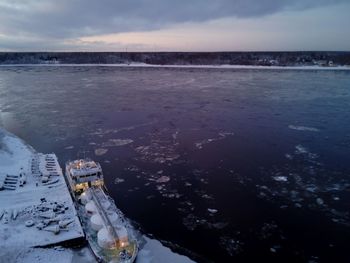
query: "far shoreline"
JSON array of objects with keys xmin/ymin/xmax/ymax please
[{"xmin": 1, "ymin": 63, "xmax": 350, "ymax": 70}]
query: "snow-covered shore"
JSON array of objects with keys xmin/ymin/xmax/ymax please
[
  {"xmin": 0, "ymin": 63, "xmax": 349, "ymax": 70},
  {"xmin": 0, "ymin": 128, "xmax": 84, "ymax": 261}
]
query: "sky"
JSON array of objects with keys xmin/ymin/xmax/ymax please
[{"xmin": 0, "ymin": 0, "xmax": 349, "ymax": 52}]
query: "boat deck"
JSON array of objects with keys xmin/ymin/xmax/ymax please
[{"xmin": 76, "ymin": 186, "xmax": 138, "ymax": 263}]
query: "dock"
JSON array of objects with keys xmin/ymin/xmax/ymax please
[{"xmin": 0, "ymin": 134, "xmax": 84, "ymax": 252}]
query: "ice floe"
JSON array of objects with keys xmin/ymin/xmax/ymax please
[
  {"xmin": 114, "ymin": 177, "xmax": 125, "ymax": 184},
  {"xmin": 288, "ymin": 125, "xmax": 320, "ymax": 132},
  {"xmin": 272, "ymin": 176, "xmax": 288, "ymax": 182},
  {"xmin": 195, "ymin": 131, "xmax": 234, "ymax": 149},
  {"xmin": 136, "ymin": 236, "xmax": 196, "ymax": 263},
  {"xmin": 94, "ymin": 148, "xmax": 108, "ymax": 156},
  {"xmin": 156, "ymin": 176, "xmax": 170, "ymax": 183},
  {"xmin": 295, "ymin": 144, "xmax": 309, "ymax": 154},
  {"xmin": 135, "ymin": 143, "xmax": 180, "ymax": 164},
  {"xmin": 64, "ymin": 146, "xmax": 74, "ymax": 150},
  {"xmin": 89, "ymin": 121, "xmax": 156, "ymax": 137},
  {"xmin": 316, "ymin": 198, "xmax": 324, "ymax": 206},
  {"xmin": 101, "ymin": 138, "xmax": 133, "ymax": 147}
]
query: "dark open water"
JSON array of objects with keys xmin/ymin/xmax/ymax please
[{"xmin": 0, "ymin": 66, "xmax": 350, "ymax": 262}]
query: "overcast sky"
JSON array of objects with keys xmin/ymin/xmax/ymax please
[{"xmin": 0, "ymin": 0, "xmax": 349, "ymax": 51}]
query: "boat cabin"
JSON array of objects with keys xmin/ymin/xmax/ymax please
[{"xmin": 66, "ymin": 159, "xmax": 104, "ymax": 192}]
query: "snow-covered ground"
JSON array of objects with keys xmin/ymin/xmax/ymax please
[
  {"xmin": 136, "ymin": 237, "xmax": 196, "ymax": 263},
  {"xmin": 0, "ymin": 128, "xmax": 196, "ymax": 263},
  {"xmin": 0, "ymin": 128, "xmax": 84, "ymax": 260},
  {"xmin": 1, "ymin": 63, "xmax": 349, "ymax": 70}
]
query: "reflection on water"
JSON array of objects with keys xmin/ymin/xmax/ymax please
[{"xmin": 0, "ymin": 66, "xmax": 350, "ymax": 262}]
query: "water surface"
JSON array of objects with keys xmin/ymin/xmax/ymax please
[{"xmin": 1, "ymin": 66, "xmax": 350, "ymax": 262}]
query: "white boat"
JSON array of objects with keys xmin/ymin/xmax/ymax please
[{"xmin": 65, "ymin": 159, "xmax": 138, "ymax": 263}]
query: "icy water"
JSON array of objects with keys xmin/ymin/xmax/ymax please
[{"xmin": 1, "ymin": 66, "xmax": 350, "ymax": 263}]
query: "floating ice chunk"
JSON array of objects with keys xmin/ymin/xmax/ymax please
[
  {"xmin": 288, "ymin": 125, "xmax": 320, "ymax": 132},
  {"xmin": 259, "ymin": 185, "xmax": 269, "ymax": 190},
  {"xmin": 137, "ymin": 236, "xmax": 196, "ymax": 263},
  {"xmin": 114, "ymin": 178, "xmax": 125, "ymax": 184},
  {"xmin": 285, "ymin": 154, "xmax": 293, "ymax": 160},
  {"xmin": 212, "ymin": 222, "xmax": 228, "ymax": 229},
  {"xmin": 102, "ymin": 139, "xmax": 133, "ymax": 147},
  {"xmin": 259, "ymin": 192, "xmax": 267, "ymax": 198},
  {"xmin": 200, "ymin": 178, "xmax": 208, "ymax": 184},
  {"xmin": 172, "ymin": 131, "xmax": 179, "ymax": 141},
  {"xmin": 326, "ymin": 183, "xmax": 342, "ymax": 191},
  {"xmin": 162, "ymin": 193, "xmax": 181, "ymax": 199},
  {"xmin": 64, "ymin": 146, "xmax": 74, "ymax": 150},
  {"xmin": 316, "ymin": 198, "xmax": 324, "ymax": 205},
  {"xmin": 202, "ymin": 194, "xmax": 213, "ymax": 199},
  {"xmin": 306, "ymin": 185, "xmax": 318, "ymax": 192},
  {"xmin": 135, "ymin": 141, "xmax": 180, "ymax": 164},
  {"xmin": 295, "ymin": 145, "xmax": 308, "ymax": 154},
  {"xmin": 126, "ymin": 165, "xmax": 140, "ymax": 172},
  {"xmin": 94, "ymin": 148, "xmax": 108, "ymax": 156},
  {"xmin": 185, "ymin": 182, "xmax": 192, "ymax": 187},
  {"xmin": 195, "ymin": 142, "xmax": 204, "ymax": 149},
  {"xmin": 156, "ymin": 176, "xmax": 170, "ymax": 183},
  {"xmin": 272, "ymin": 176, "xmax": 288, "ymax": 182},
  {"xmin": 294, "ymin": 145, "xmax": 319, "ymax": 159},
  {"xmin": 219, "ymin": 132, "xmax": 235, "ymax": 137},
  {"xmin": 195, "ymin": 133, "xmax": 232, "ymax": 149},
  {"xmin": 156, "ymin": 185, "xmax": 165, "ymax": 191}
]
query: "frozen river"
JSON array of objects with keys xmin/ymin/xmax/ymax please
[{"xmin": 1, "ymin": 65, "xmax": 350, "ymax": 262}]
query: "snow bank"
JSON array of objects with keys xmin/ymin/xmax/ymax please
[
  {"xmin": 1, "ymin": 63, "xmax": 350, "ymax": 70},
  {"xmin": 15, "ymin": 247, "xmax": 73, "ymax": 263},
  {"xmin": 0, "ymin": 129, "xmax": 84, "ymax": 260},
  {"xmin": 0, "ymin": 128, "xmax": 32, "ymax": 178},
  {"xmin": 137, "ymin": 236, "xmax": 196, "ymax": 263}
]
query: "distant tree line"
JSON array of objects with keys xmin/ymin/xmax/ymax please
[{"xmin": 0, "ymin": 52, "xmax": 349, "ymax": 66}]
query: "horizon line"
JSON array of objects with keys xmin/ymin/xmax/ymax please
[{"xmin": 1, "ymin": 50, "xmax": 350, "ymax": 53}]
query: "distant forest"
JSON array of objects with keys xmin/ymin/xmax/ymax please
[{"xmin": 1, "ymin": 52, "xmax": 350, "ymax": 66}]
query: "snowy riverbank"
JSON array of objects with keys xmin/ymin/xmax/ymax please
[
  {"xmin": 0, "ymin": 128, "xmax": 84, "ymax": 261},
  {"xmin": 0, "ymin": 63, "xmax": 350, "ymax": 70}
]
